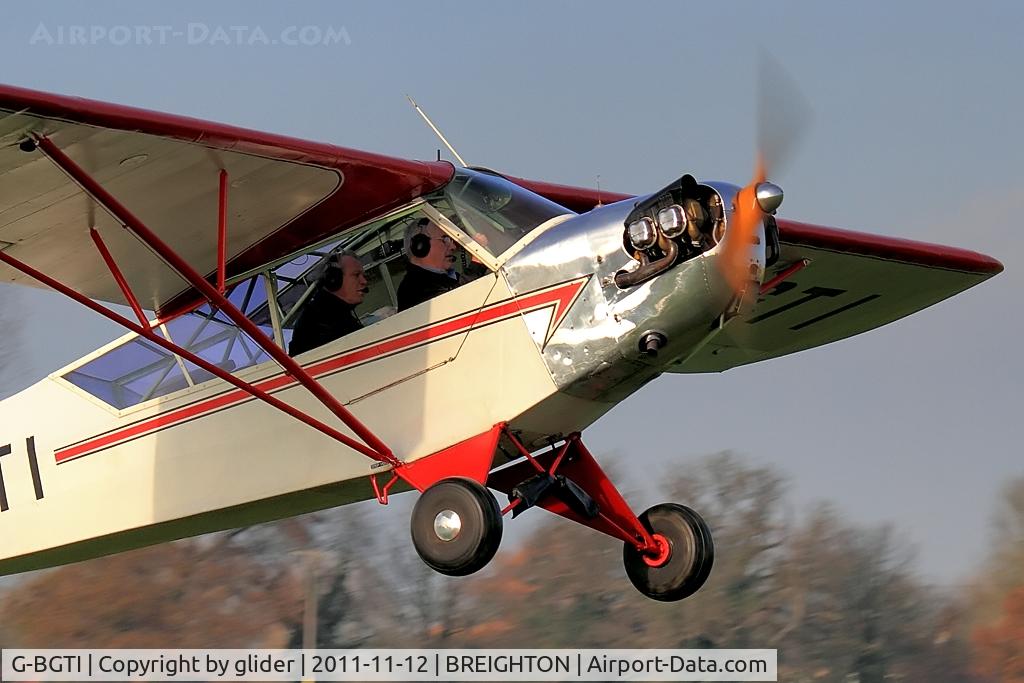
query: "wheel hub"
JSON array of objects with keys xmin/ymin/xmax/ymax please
[
  {"xmin": 642, "ymin": 533, "xmax": 672, "ymax": 568},
  {"xmin": 433, "ymin": 509, "xmax": 462, "ymax": 541}
]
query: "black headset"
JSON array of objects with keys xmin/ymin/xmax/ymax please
[
  {"xmin": 409, "ymin": 217, "xmax": 432, "ymax": 258},
  {"xmin": 322, "ymin": 253, "xmax": 344, "ymax": 291}
]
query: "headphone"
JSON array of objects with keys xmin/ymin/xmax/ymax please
[
  {"xmin": 409, "ymin": 218, "xmax": 432, "ymax": 258},
  {"xmin": 322, "ymin": 253, "xmax": 344, "ymax": 291}
]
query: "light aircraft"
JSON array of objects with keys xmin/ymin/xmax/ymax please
[{"xmin": 0, "ymin": 83, "xmax": 1001, "ymax": 601}]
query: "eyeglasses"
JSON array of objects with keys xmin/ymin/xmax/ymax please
[{"xmin": 432, "ymin": 235, "xmax": 455, "ymax": 246}]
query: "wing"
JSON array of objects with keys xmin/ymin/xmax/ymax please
[
  {"xmin": 669, "ymin": 219, "xmax": 1003, "ymax": 373},
  {"xmin": 0, "ymin": 84, "xmax": 452, "ymax": 318},
  {"xmin": 506, "ymin": 178, "xmax": 1003, "ymax": 373}
]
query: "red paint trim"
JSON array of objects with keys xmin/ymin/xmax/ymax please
[
  {"xmin": 0, "ymin": 247, "xmax": 383, "ymax": 462},
  {"xmin": 504, "ymin": 175, "xmax": 1004, "ymax": 277},
  {"xmin": 507, "ymin": 175, "xmax": 633, "ymax": 214},
  {"xmin": 776, "ymin": 219, "xmax": 1004, "ymax": 275},
  {"xmin": 395, "ymin": 423, "xmax": 505, "ymax": 492},
  {"xmin": 54, "ymin": 278, "xmax": 590, "ymax": 463},
  {"xmin": 0, "ymin": 83, "xmax": 454, "ymax": 317},
  {"xmin": 37, "ymin": 135, "xmax": 396, "ymax": 465},
  {"xmin": 760, "ymin": 258, "xmax": 809, "ymax": 295},
  {"xmin": 301, "ymin": 277, "xmax": 589, "ymax": 383}
]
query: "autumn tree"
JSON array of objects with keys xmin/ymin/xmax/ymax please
[
  {"xmin": 969, "ymin": 476, "xmax": 1024, "ymax": 680},
  {"xmin": 777, "ymin": 505, "xmax": 976, "ymax": 682},
  {"xmin": 452, "ymin": 452, "xmax": 977, "ymax": 682},
  {"xmin": 2, "ymin": 537, "xmax": 302, "ymax": 647},
  {"xmin": 306, "ymin": 497, "xmax": 475, "ymax": 647},
  {"xmin": 973, "ymin": 586, "xmax": 1024, "ymax": 682}
]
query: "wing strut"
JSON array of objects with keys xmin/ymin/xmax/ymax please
[{"xmin": 10, "ymin": 135, "xmax": 399, "ymax": 467}]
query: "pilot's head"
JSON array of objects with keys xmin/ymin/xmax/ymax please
[
  {"xmin": 405, "ymin": 218, "xmax": 457, "ymax": 271},
  {"xmin": 324, "ymin": 252, "xmax": 368, "ymax": 305}
]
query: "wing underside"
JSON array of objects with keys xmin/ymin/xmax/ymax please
[
  {"xmin": 669, "ymin": 220, "xmax": 1003, "ymax": 373},
  {"xmin": 0, "ymin": 84, "xmax": 452, "ymax": 316},
  {"xmin": 506, "ymin": 175, "xmax": 1003, "ymax": 374}
]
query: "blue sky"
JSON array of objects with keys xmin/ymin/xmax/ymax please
[{"xmin": 1, "ymin": 0, "xmax": 1021, "ymax": 583}]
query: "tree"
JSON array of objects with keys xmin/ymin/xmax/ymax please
[
  {"xmin": 654, "ymin": 451, "xmax": 790, "ymax": 649},
  {"xmin": 448, "ymin": 452, "xmax": 977, "ymax": 681},
  {"xmin": 776, "ymin": 506, "xmax": 974, "ymax": 682},
  {"xmin": 973, "ymin": 586, "xmax": 1024, "ymax": 682},
  {"xmin": 2, "ymin": 537, "xmax": 301, "ymax": 647},
  {"xmin": 969, "ymin": 476, "xmax": 1024, "ymax": 680}
]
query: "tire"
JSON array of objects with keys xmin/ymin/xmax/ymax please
[
  {"xmin": 411, "ymin": 477, "xmax": 503, "ymax": 576},
  {"xmin": 623, "ymin": 503, "xmax": 714, "ymax": 602}
]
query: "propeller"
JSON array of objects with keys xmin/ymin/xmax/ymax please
[{"xmin": 719, "ymin": 51, "xmax": 811, "ymax": 295}]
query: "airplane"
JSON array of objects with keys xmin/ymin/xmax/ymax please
[{"xmin": 0, "ymin": 83, "xmax": 1001, "ymax": 602}]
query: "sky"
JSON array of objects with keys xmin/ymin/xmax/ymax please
[{"xmin": 0, "ymin": 0, "xmax": 1021, "ymax": 584}]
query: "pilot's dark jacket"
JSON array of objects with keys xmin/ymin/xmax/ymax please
[
  {"xmin": 396, "ymin": 264, "xmax": 462, "ymax": 311},
  {"xmin": 289, "ymin": 290, "xmax": 362, "ymax": 356}
]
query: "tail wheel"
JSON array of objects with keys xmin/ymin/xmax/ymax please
[
  {"xmin": 411, "ymin": 477, "xmax": 503, "ymax": 576},
  {"xmin": 623, "ymin": 503, "xmax": 714, "ymax": 602}
]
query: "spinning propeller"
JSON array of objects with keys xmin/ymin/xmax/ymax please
[{"xmin": 720, "ymin": 52, "xmax": 811, "ymax": 295}]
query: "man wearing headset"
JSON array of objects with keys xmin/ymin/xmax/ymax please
[
  {"xmin": 397, "ymin": 217, "xmax": 462, "ymax": 311},
  {"xmin": 289, "ymin": 251, "xmax": 369, "ymax": 356}
]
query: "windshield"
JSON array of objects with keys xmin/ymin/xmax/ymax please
[{"xmin": 430, "ymin": 169, "xmax": 574, "ymax": 256}]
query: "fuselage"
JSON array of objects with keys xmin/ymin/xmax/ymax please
[{"xmin": 0, "ymin": 174, "xmax": 759, "ymax": 575}]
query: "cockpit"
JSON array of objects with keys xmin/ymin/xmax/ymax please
[
  {"xmin": 59, "ymin": 169, "xmax": 574, "ymax": 411},
  {"xmin": 439, "ymin": 168, "xmax": 571, "ymax": 256}
]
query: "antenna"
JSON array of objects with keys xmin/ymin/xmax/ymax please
[
  {"xmin": 596, "ymin": 175, "xmax": 603, "ymax": 207},
  {"xmin": 406, "ymin": 94, "xmax": 468, "ymax": 167}
]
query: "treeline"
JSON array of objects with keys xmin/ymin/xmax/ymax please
[{"xmin": 1, "ymin": 453, "xmax": 1021, "ymax": 682}]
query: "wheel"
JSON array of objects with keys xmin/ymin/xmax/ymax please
[
  {"xmin": 411, "ymin": 477, "xmax": 503, "ymax": 576},
  {"xmin": 623, "ymin": 503, "xmax": 714, "ymax": 602}
]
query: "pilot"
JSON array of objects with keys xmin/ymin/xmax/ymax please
[
  {"xmin": 289, "ymin": 251, "xmax": 369, "ymax": 356},
  {"xmin": 396, "ymin": 217, "xmax": 462, "ymax": 311}
]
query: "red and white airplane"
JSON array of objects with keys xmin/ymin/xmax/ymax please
[{"xmin": 0, "ymin": 84, "xmax": 1001, "ymax": 601}]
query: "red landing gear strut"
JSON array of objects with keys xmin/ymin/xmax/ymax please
[{"xmin": 401, "ymin": 426, "xmax": 715, "ymax": 602}]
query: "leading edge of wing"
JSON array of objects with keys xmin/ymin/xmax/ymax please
[
  {"xmin": 777, "ymin": 219, "xmax": 1004, "ymax": 276},
  {"xmin": 0, "ymin": 82, "xmax": 450, "ymax": 179},
  {"xmin": 505, "ymin": 175, "xmax": 1004, "ymax": 276}
]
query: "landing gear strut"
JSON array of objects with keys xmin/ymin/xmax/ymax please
[{"xmin": 401, "ymin": 426, "xmax": 715, "ymax": 601}]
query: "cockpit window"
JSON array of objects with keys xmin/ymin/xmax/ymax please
[
  {"xmin": 58, "ymin": 199, "xmax": 498, "ymax": 410},
  {"xmin": 62, "ymin": 283, "xmax": 276, "ymax": 410},
  {"xmin": 428, "ymin": 169, "xmax": 574, "ymax": 256}
]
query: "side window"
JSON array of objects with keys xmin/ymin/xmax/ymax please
[
  {"xmin": 62, "ymin": 275, "xmax": 276, "ymax": 409},
  {"xmin": 60, "ymin": 201, "xmax": 501, "ymax": 408}
]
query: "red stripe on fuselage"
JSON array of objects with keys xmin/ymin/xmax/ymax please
[{"xmin": 54, "ymin": 278, "xmax": 588, "ymax": 463}]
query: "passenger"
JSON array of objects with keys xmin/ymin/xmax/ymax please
[
  {"xmin": 289, "ymin": 251, "xmax": 368, "ymax": 356},
  {"xmin": 396, "ymin": 218, "xmax": 462, "ymax": 311}
]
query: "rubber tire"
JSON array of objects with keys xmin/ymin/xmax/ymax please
[
  {"xmin": 411, "ymin": 477, "xmax": 503, "ymax": 577},
  {"xmin": 623, "ymin": 503, "xmax": 714, "ymax": 602}
]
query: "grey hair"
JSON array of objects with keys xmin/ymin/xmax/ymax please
[{"xmin": 320, "ymin": 248, "xmax": 360, "ymax": 286}]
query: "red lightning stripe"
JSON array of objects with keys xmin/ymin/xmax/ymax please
[{"xmin": 55, "ymin": 278, "xmax": 589, "ymax": 463}]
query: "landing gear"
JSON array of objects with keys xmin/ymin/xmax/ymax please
[
  {"xmin": 404, "ymin": 429, "xmax": 715, "ymax": 603},
  {"xmin": 623, "ymin": 503, "xmax": 714, "ymax": 602},
  {"xmin": 410, "ymin": 477, "xmax": 503, "ymax": 576}
]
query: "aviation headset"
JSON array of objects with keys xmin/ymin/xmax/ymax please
[
  {"xmin": 322, "ymin": 253, "xmax": 344, "ymax": 291},
  {"xmin": 408, "ymin": 217, "xmax": 433, "ymax": 258}
]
